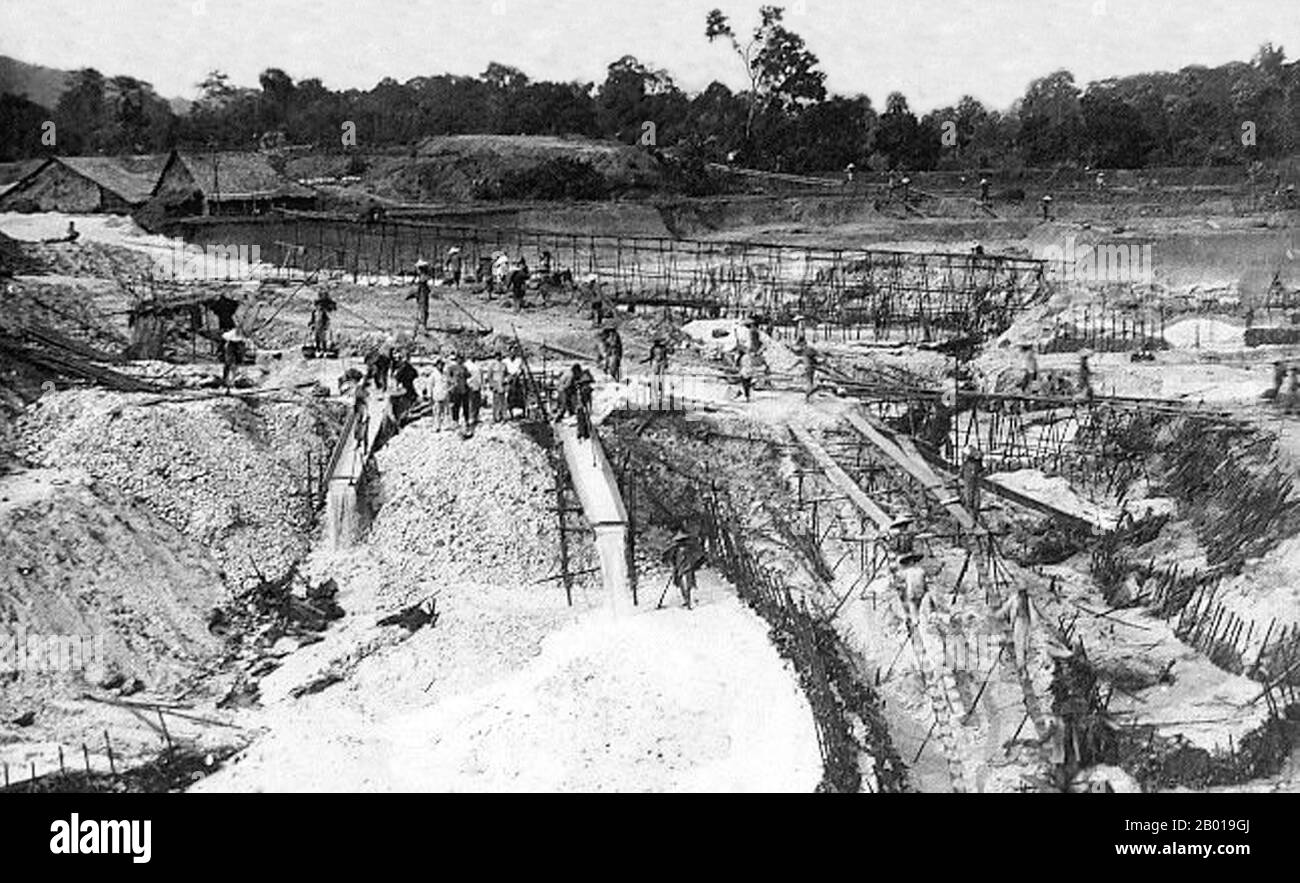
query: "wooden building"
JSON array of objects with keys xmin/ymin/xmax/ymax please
[
  {"xmin": 0, "ymin": 155, "xmax": 165, "ymax": 213},
  {"xmin": 149, "ymin": 150, "xmax": 317, "ymax": 218}
]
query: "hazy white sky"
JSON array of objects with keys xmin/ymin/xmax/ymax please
[{"xmin": 1, "ymin": 0, "xmax": 1296, "ymax": 111}]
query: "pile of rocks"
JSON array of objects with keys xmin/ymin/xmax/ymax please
[
  {"xmin": 364, "ymin": 422, "xmax": 572, "ymax": 596},
  {"xmin": 18, "ymin": 390, "xmax": 328, "ymax": 585}
]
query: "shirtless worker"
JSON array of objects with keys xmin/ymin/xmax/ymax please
[
  {"xmin": 997, "ymin": 585, "xmax": 1041, "ymax": 669},
  {"xmin": 896, "ymin": 552, "xmax": 933, "ymax": 628}
]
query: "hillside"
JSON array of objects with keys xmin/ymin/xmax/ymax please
[
  {"xmin": 287, "ymin": 135, "xmax": 667, "ymax": 203},
  {"xmin": 0, "ymin": 54, "xmax": 190, "ymax": 113},
  {"xmin": 0, "ymin": 55, "xmax": 69, "ymax": 109}
]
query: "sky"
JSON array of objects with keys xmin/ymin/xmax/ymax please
[{"xmin": 1, "ymin": 0, "xmax": 1296, "ymax": 112}]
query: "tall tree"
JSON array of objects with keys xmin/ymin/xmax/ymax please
[{"xmin": 705, "ymin": 5, "xmax": 826, "ymax": 153}]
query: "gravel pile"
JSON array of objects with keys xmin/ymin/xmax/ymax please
[
  {"xmin": 18, "ymin": 390, "xmax": 329, "ymax": 585},
  {"xmin": 362, "ymin": 422, "xmax": 574, "ymax": 598}
]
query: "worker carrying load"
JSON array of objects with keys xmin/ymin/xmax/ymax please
[{"xmin": 661, "ymin": 527, "xmax": 707, "ymax": 610}]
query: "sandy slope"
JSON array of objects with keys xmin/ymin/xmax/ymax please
[{"xmin": 194, "ymin": 572, "xmax": 820, "ymax": 793}]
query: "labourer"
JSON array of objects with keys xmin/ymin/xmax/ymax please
[
  {"xmin": 206, "ymin": 293, "xmax": 240, "ymax": 333},
  {"xmin": 220, "ymin": 327, "xmax": 246, "ymax": 388},
  {"xmin": 557, "ymin": 363, "xmax": 595, "ymax": 439},
  {"xmin": 479, "ymin": 255, "xmax": 497, "ymax": 296},
  {"xmin": 899, "ymin": 175, "xmax": 911, "ymax": 202},
  {"xmin": 598, "ymin": 325, "xmax": 623, "ymax": 381},
  {"xmin": 741, "ymin": 315, "xmax": 762, "ymax": 354},
  {"xmin": 486, "ymin": 350, "xmax": 509, "ymax": 422},
  {"xmin": 444, "ymin": 247, "xmax": 463, "ymax": 287},
  {"xmin": 308, "ymin": 290, "xmax": 336, "ymax": 352},
  {"xmin": 1286, "ymin": 366, "xmax": 1300, "ymax": 415},
  {"xmin": 959, "ymin": 446, "xmax": 983, "ymax": 518},
  {"xmin": 979, "ymin": 177, "xmax": 990, "ymax": 204},
  {"xmin": 997, "ymin": 585, "xmax": 1042, "ymax": 669},
  {"xmin": 445, "ymin": 352, "xmax": 471, "ymax": 431},
  {"xmin": 492, "ymin": 251, "xmax": 510, "ymax": 295},
  {"xmin": 844, "ymin": 162, "xmax": 856, "ymax": 184},
  {"xmin": 1018, "ymin": 342, "xmax": 1039, "ymax": 391},
  {"xmin": 504, "ymin": 345, "xmax": 526, "ymax": 418},
  {"xmin": 465, "ymin": 354, "xmax": 484, "ymax": 428},
  {"xmin": 1264, "ymin": 360, "xmax": 1287, "ymax": 400},
  {"xmin": 428, "ymin": 357, "xmax": 449, "ymax": 430},
  {"xmin": 1076, "ymin": 348, "xmax": 1094, "ymax": 403},
  {"xmin": 1041, "ymin": 194, "xmax": 1053, "ymax": 221},
  {"xmin": 662, "ymin": 527, "xmax": 707, "ymax": 610},
  {"xmin": 408, "ymin": 260, "xmax": 432, "ymax": 331},
  {"xmin": 792, "ymin": 314, "xmax": 808, "ymax": 350},
  {"xmin": 352, "ymin": 382, "xmax": 370, "ymax": 458},
  {"xmin": 584, "ymin": 274, "xmax": 608, "ymax": 326},
  {"xmin": 644, "ymin": 336, "xmax": 670, "ymax": 404},
  {"xmin": 896, "ymin": 552, "xmax": 933, "ymax": 627},
  {"xmin": 509, "ymin": 257, "xmax": 530, "ymax": 312},
  {"xmin": 393, "ymin": 351, "xmax": 418, "ymax": 398},
  {"xmin": 368, "ymin": 347, "xmax": 392, "ymax": 391},
  {"xmin": 736, "ymin": 348, "xmax": 767, "ymax": 402},
  {"xmin": 800, "ymin": 345, "xmax": 821, "ymax": 401}
]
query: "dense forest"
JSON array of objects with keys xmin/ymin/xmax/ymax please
[{"xmin": 1, "ymin": 6, "xmax": 1297, "ymax": 173}]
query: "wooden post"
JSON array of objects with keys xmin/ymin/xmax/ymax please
[{"xmin": 104, "ymin": 730, "xmax": 116, "ymax": 777}]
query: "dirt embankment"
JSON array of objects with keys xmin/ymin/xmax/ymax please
[
  {"xmin": 16, "ymin": 390, "xmax": 341, "ymax": 585},
  {"xmin": 0, "ymin": 469, "xmax": 227, "ymax": 691},
  {"xmin": 288, "ymin": 135, "xmax": 666, "ymax": 204}
]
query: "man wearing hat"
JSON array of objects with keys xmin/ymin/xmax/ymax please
[
  {"xmin": 889, "ymin": 515, "xmax": 916, "ymax": 557},
  {"xmin": 409, "ymin": 260, "xmax": 432, "ymax": 331},
  {"xmin": 896, "ymin": 552, "xmax": 932, "ymax": 626},
  {"xmin": 220, "ymin": 327, "xmax": 246, "ymax": 388},
  {"xmin": 1041, "ymin": 194, "xmax": 1053, "ymax": 221},
  {"xmin": 444, "ymin": 247, "xmax": 463, "ymax": 287},
  {"xmin": 308, "ymin": 289, "xmax": 336, "ymax": 354}
]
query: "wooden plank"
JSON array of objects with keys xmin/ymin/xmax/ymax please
[
  {"xmin": 915, "ymin": 444, "xmax": 1097, "ymax": 534},
  {"xmin": 788, "ymin": 424, "xmax": 892, "ymax": 531},
  {"xmin": 843, "ymin": 409, "xmax": 979, "ymax": 531}
]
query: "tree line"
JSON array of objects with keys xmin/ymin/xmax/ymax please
[{"xmin": 1, "ymin": 6, "xmax": 1296, "ymax": 176}]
